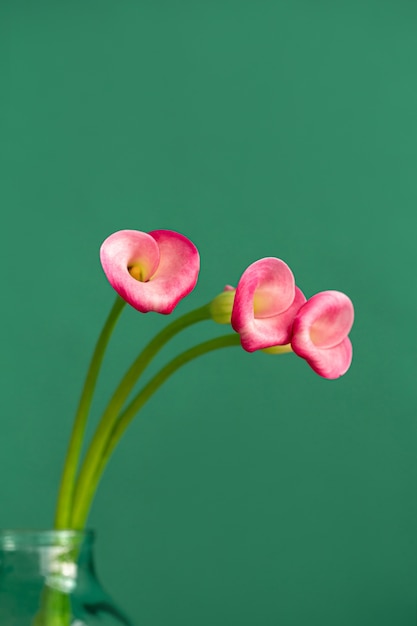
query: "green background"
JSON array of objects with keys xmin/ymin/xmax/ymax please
[{"xmin": 1, "ymin": 1, "xmax": 416, "ymax": 624}]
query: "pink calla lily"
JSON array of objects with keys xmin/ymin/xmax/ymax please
[
  {"xmin": 100, "ymin": 229, "xmax": 200, "ymax": 314},
  {"xmin": 231, "ymin": 257, "xmax": 306, "ymax": 352},
  {"xmin": 291, "ymin": 290, "xmax": 354, "ymax": 379}
]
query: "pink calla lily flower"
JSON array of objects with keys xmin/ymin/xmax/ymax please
[
  {"xmin": 100, "ymin": 229, "xmax": 200, "ymax": 314},
  {"xmin": 291, "ymin": 290, "xmax": 354, "ymax": 379},
  {"xmin": 231, "ymin": 257, "xmax": 306, "ymax": 352}
]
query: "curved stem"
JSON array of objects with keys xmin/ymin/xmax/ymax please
[
  {"xmin": 54, "ymin": 296, "xmax": 126, "ymax": 529},
  {"xmin": 71, "ymin": 333, "xmax": 242, "ymax": 528},
  {"xmin": 70, "ymin": 303, "xmax": 212, "ymax": 528}
]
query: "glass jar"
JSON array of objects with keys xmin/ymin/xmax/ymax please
[{"xmin": 0, "ymin": 529, "xmax": 133, "ymax": 626}]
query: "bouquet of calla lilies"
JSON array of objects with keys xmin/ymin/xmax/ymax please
[{"xmin": 54, "ymin": 228, "xmax": 354, "ymax": 531}]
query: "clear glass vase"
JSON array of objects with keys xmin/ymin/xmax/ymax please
[{"xmin": 0, "ymin": 529, "xmax": 133, "ymax": 626}]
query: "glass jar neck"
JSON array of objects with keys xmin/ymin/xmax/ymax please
[{"xmin": 0, "ymin": 529, "xmax": 95, "ymax": 590}]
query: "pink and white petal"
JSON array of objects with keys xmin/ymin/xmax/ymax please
[
  {"xmin": 235, "ymin": 286, "xmax": 306, "ymax": 352},
  {"xmin": 231, "ymin": 258, "xmax": 295, "ymax": 337},
  {"xmin": 292, "ymin": 291, "xmax": 354, "ymax": 350},
  {"xmin": 101, "ymin": 230, "xmax": 160, "ymax": 280},
  {"xmin": 252, "ymin": 258, "xmax": 296, "ymax": 318},
  {"xmin": 100, "ymin": 229, "xmax": 200, "ymax": 314},
  {"xmin": 145, "ymin": 229, "xmax": 200, "ymax": 314},
  {"xmin": 100, "ymin": 230, "xmax": 161, "ymax": 311},
  {"xmin": 297, "ymin": 337, "xmax": 353, "ymax": 379}
]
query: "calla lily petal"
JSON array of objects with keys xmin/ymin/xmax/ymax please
[
  {"xmin": 231, "ymin": 257, "xmax": 306, "ymax": 352},
  {"xmin": 100, "ymin": 229, "xmax": 200, "ymax": 314},
  {"xmin": 291, "ymin": 290, "xmax": 354, "ymax": 379}
]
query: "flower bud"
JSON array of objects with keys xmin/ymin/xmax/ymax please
[{"xmin": 209, "ymin": 286, "xmax": 236, "ymax": 324}]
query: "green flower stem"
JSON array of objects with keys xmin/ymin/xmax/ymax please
[
  {"xmin": 71, "ymin": 333, "xmax": 242, "ymax": 529},
  {"xmin": 32, "ymin": 588, "xmax": 71, "ymax": 626},
  {"xmin": 54, "ymin": 296, "xmax": 126, "ymax": 530},
  {"xmin": 70, "ymin": 303, "xmax": 212, "ymax": 528}
]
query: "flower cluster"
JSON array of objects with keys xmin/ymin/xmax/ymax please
[
  {"xmin": 101, "ymin": 229, "xmax": 354, "ymax": 380},
  {"xmin": 52, "ymin": 226, "xmax": 355, "ymax": 534},
  {"xmin": 228, "ymin": 258, "xmax": 354, "ymax": 379}
]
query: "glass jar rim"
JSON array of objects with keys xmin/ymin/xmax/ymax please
[{"xmin": 0, "ymin": 528, "xmax": 95, "ymax": 550}]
